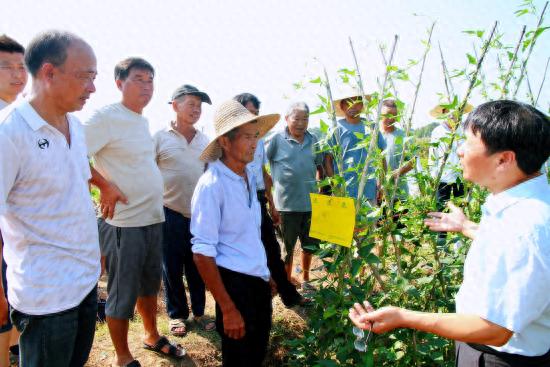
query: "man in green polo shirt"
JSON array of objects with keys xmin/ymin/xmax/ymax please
[{"xmin": 266, "ymin": 102, "xmax": 323, "ymax": 287}]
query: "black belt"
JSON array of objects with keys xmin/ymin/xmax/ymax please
[{"xmin": 468, "ymin": 343, "xmax": 550, "ymax": 365}]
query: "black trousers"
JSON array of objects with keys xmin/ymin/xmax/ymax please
[
  {"xmin": 456, "ymin": 341, "xmax": 550, "ymax": 367},
  {"xmin": 437, "ymin": 182, "xmax": 465, "ymax": 210},
  {"xmin": 257, "ymin": 191, "xmax": 302, "ymax": 307},
  {"xmin": 216, "ymin": 267, "xmax": 272, "ymax": 367}
]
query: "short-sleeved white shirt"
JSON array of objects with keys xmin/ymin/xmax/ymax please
[
  {"xmin": 456, "ymin": 174, "xmax": 550, "ymax": 356},
  {"xmin": 0, "ymin": 101, "xmax": 100, "ymax": 315},
  {"xmin": 83, "ymin": 103, "xmax": 164, "ymax": 227},
  {"xmin": 154, "ymin": 125, "xmax": 209, "ymax": 218}
]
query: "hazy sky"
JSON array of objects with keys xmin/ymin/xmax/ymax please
[{"xmin": 2, "ymin": 0, "xmax": 548, "ymax": 137}]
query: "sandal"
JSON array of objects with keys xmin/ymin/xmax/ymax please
[
  {"xmin": 168, "ymin": 318, "xmax": 187, "ymax": 337},
  {"xmin": 111, "ymin": 360, "xmax": 141, "ymax": 367},
  {"xmin": 143, "ymin": 336, "xmax": 186, "ymax": 359},
  {"xmin": 194, "ymin": 315, "xmax": 216, "ymax": 332}
]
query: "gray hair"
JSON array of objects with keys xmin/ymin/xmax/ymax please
[
  {"xmin": 25, "ymin": 30, "xmax": 85, "ymax": 77},
  {"xmin": 285, "ymin": 102, "xmax": 310, "ymax": 117}
]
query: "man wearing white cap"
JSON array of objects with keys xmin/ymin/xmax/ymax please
[{"xmin": 191, "ymin": 100, "xmax": 279, "ymax": 366}]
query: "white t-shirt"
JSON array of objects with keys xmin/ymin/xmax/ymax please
[
  {"xmin": 154, "ymin": 125, "xmax": 209, "ymax": 218},
  {"xmin": 0, "ymin": 99, "xmax": 7, "ymax": 110},
  {"xmin": 429, "ymin": 124, "xmax": 463, "ymax": 184},
  {"xmin": 247, "ymin": 138, "xmax": 267, "ymax": 190},
  {"xmin": 456, "ymin": 175, "xmax": 550, "ymax": 356},
  {"xmin": 83, "ymin": 103, "xmax": 164, "ymax": 227},
  {"xmin": 0, "ymin": 101, "xmax": 100, "ymax": 315}
]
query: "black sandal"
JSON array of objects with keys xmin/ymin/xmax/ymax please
[{"xmin": 143, "ymin": 336, "xmax": 186, "ymax": 359}]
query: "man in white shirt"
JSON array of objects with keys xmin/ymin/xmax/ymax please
[
  {"xmin": 0, "ymin": 30, "xmax": 100, "ymax": 367},
  {"xmin": 85, "ymin": 58, "xmax": 184, "ymax": 366},
  {"xmin": 0, "ymin": 34, "xmax": 27, "ymax": 366},
  {"xmin": 191, "ymin": 100, "xmax": 279, "ymax": 366},
  {"xmin": 154, "ymin": 84, "xmax": 214, "ymax": 336},
  {"xmin": 428, "ymin": 104, "xmax": 472, "ymax": 209},
  {"xmin": 350, "ymin": 100, "xmax": 550, "ymax": 366}
]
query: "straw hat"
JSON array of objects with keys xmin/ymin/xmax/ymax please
[
  {"xmin": 331, "ymin": 85, "xmax": 372, "ymax": 117},
  {"xmin": 430, "ymin": 103, "xmax": 473, "ymax": 118},
  {"xmin": 199, "ymin": 100, "xmax": 280, "ymax": 162}
]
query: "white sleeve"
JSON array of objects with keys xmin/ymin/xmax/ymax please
[
  {"xmin": 190, "ymin": 177, "xmax": 222, "ymax": 258},
  {"xmin": 0, "ymin": 132, "xmax": 20, "ymax": 215},
  {"xmin": 83, "ymin": 110, "xmax": 111, "ymax": 156}
]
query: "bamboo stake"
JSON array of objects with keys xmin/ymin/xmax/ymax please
[
  {"xmin": 513, "ymin": 1, "xmax": 548, "ymax": 99},
  {"xmin": 501, "ymin": 25, "xmax": 527, "ymax": 98},
  {"xmin": 535, "ymin": 57, "xmax": 550, "ymax": 106}
]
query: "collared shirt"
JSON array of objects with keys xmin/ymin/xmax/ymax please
[
  {"xmin": 266, "ymin": 128, "xmax": 322, "ymax": 212},
  {"xmin": 0, "ymin": 99, "xmax": 7, "ymax": 110},
  {"xmin": 329, "ymin": 118, "xmax": 378, "ymax": 200},
  {"xmin": 247, "ymin": 138, "xmax": 267, "ymax": 190},
  {"xmin": 378, "ymin": 128, "xmax": 409, "ymax": 198},
  {"xmin": 429, "ymin": 123, "xmax": 463, "ymax": 184},
  {"xmin": 0, "ymin": 101, "xmax": 100, "ymax": 315},
  {"xmin": 456, "ymin": 174, "xmax": 550, "ymax": 356},
  {"xmin": 154, "ymin": 124, "xmax": 209, "ymax": 218},
  {"xmin": 83, "ymin": 103, "xmax": 164, "ymax": 227},
  {"xmin": 190, "ymin": 160, "xmax": 269, "ymax": 281}
]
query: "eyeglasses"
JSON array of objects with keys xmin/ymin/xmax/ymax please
[{"xmin": 352, "ymin": 325, "xmax": 373, "ymax": 352}]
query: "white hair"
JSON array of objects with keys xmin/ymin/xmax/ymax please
[{"xmin": 285, "ymin": 101, "xmax": 309, "ymax": 117}]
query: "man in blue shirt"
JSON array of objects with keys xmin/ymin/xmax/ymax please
[
  {"xmin": 191, "ymin": 100, "xmax": 279, "ymax": 367},
  {"xmin": 349, "ymin": 100, "xmax": 550, "ymax": 366}
]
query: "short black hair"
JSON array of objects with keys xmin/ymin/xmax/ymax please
[
  {"xmin": 0, "ymin": 34, "xmax": 25, "ymax": 54},
  {"xmin": 24, "ymin": 30, "xmax": 81, "ymax": 77},
  {"xmin": 114, "ymin": 57, "xmax": 155, "ymax": 81},
  {"xmin": 233, "ymin": 93, "xmax": 261, "ymax": 109},
  {"xmin": 463, "ymin": 100, "xmax": 550, "ymax": 175}
]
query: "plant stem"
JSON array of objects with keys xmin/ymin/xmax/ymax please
[
  {"xmin": 513, "ymin": 1, "xmax": 548, "ymax": 99},
  {"xmin": 501, "ymin": 25, "xmax": 526, "ymax": 98}
]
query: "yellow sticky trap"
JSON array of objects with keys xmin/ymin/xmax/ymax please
[{"xmin": 309, "ymin": 193, "xmax": 356, "ymax": 247}]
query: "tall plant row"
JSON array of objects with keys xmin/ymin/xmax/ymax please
[{"xmin": 285, "ymin": 2, "xmax": 549, "ymax": 366}]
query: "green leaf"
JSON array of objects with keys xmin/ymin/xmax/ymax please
[
  {"xmin": 309, "ymin": 76, "xmax": 322, "ymax": 84},
  {"xmin": 466, "ymin": 53, "xmax": 477, "ymax": 65},
  {"xmin": 534, "ymin": 26, "xmax": 550, "ymax": 39},
  {"xmin": 514, "ymin": 8, "xmax": 529, "ymax": 17}
]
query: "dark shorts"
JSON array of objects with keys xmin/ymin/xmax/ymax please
[
  {"xmin": 98, "ymin": 219, "xmax": 163, "ymax": 319},
  {"xmin": 279, "ymin": 211, "xmax": 320, "ymax": 263},
  {"xmin": 0, "ymin": 257, "xmax": 12, "ymax": 333}
]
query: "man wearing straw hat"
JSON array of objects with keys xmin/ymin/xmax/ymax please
[
  {"xmin": 429, "ymin": 103, "xmax": 473, "ymax": 209},
  {"xmin": 191, "ymin": 100, "xmax": 279, "ymax": 366},
  {"xmin": 326, "ymin": 85, "xmax": 378, "ymax": 204}
]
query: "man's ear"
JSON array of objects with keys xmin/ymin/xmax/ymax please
[
  {"xmin": 39, "ymin": 63, "xmax": 55, "ymax": 82},
  {"xmin": 171, "ymin": 100, "xmax": 179, "ymax": 113},
  {"xmin": 115, "ymin": 78, "xmax": 124, "ymax": 92},
  {"xmin": 497, "ymin": 150, "xmax": 516, "ymax": 168},
  {"xmin": 218, "ymin": 136, "xmax": 230, "ymax": 151}
]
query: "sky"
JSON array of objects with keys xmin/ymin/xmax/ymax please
[{"xmin": 1, "ymin": 0, "xmax": 549, "ymax": 137}]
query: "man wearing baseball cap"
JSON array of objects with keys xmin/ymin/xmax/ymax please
[
  {"xmin": 191, "ymin": 100, "xmax": 279, "ymax": 366},
  {"xmin": 154, "ymin": 84, "xmax": 214, "ymax": 336}
]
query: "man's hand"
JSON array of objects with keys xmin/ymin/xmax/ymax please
[
  {"xmin": 223, "ymin": 307, "xmax": 246, "ymax": 339},
  {"xmin": 424, "ymin": 202, "xmax": 466, "ymax": 233},
  {"xmin": 0, "ymin": 293, "xmax": 8, "ymax": 326},
  {"xmin": 269, "ymin": 277, "xmax": 278, "ymax": 298},
  {"xmin": 270, "ymin": 205, "xmax": 281, "ymax": 226},
  {"xmin": 99, "ymin": 182, "xmax": 128, "ymax": 219},
  {"xmin": 349, "ymin": 301, "xmax": 404, "ymax": 334}
]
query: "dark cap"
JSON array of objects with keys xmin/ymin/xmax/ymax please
[{"xmin": 169, "ymin": 84, "xmax": 211, "ymax": 104}]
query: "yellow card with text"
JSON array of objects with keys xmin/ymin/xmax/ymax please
[{"xmin": 309, "ymin": 194, "xmax": 355, "ymax": 247}]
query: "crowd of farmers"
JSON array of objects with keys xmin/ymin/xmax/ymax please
[{"xmin": 0, "ymin": 30, "xmax": 549, "ymax": 367}]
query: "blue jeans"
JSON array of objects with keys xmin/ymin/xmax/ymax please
[
  {"xmin": 11, "ymin": 287, "xmax": 97, "ymax": 367},
  {"xmin": 162, "ymin": 207, "xmax": 206, "ymax": 319}
]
